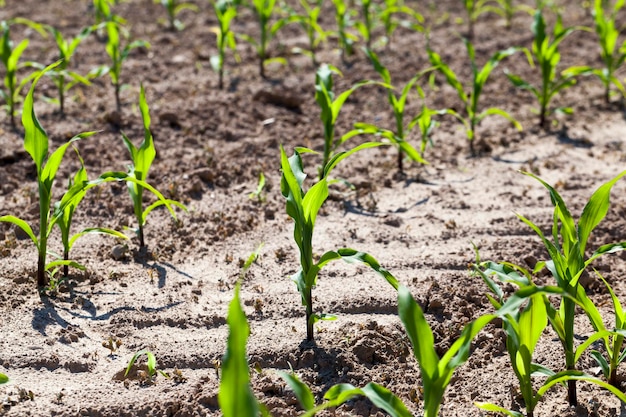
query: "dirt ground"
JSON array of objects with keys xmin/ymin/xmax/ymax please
[{"xmin": 2, "ymin": 0, "xmax": 626, "ymax": 416}]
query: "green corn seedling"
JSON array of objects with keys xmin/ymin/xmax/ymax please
[
  {"xmin": 218, "ymin": 282, "xmax": 259, "ymax": 416},
  {"xmin": 42, "ymin": 25, "xmax": 95, "ymax": 116},
  {"xmin": 154, "ymin": 0, "xmax": 199, "ymax": 31},
  {"xmin": 0, "ymin": 373, "xmax": 7, "ymax": 384},
  {"xmin": 93, "ymin": 0, "xmax": 125, "ymax": 25},
  {"xmin": 378, "ymin": 0, "xmax": 424, "ymax": 47},
  {"xmin": 281, "ymin": 146, "xmax": 400, "ymax": 341},
  {"xmin": 314, "ymin": 64, "xmax": 390, "ymax": 179},
  {"xmin": 363, "ymin": 47, "xmax": 444, "ymax": 171},
  {"xmin": 576, "ymin": 270, "xmax": 626, "ymax": 387},
  {"xmin": 461, "ymin": 0, "xmax": 502, "ymax": 40},
  {"xmin": 248, "ymin": 171, "xmax": 266, "ymax": 202},
  {"xmin": 490, "ymin": 0, "xmax": 535, "ymax": 29},
  {"xmin": 408, "ymin": 85, "xmax": 451, "ymax": 161},
  {"xmin": 510, "ymin": 170, "xmax": 626, "ymax": 406},
  {"xmin": 210, "ymin": 0, "xmax": 238, "ymax": 90},
  {"xmin": 121, "ymin": 85, "xmax": 186, "ymax": 248},
  {"xmin": 428, "ymin": 38, "xmax": 521, "ymax": 155},
  {"xmin": 285, "ymin": 0, "xmax": 329, "ymax": 66},
  {"xmin": 474, "ymin": 264, "xmax": 626, "ymax": 416},
  {"xmin": 398, "ymin": 285, "xmax": 495, "ymax": 417},
  {"xmin": 93, "ymin": 22, "xmax": 149, "ymax": 112},
  {"xmin": 125, "ymin": 349, "xmax": 168, "ymax": 380},
  {"xmin": 354, "ymin": 0, "xmax": 374, "ymax": 49},
  {"xmin": 331, "ymin": 0, "xmax": 358, "ymax": 59},
  {"xmin": 239, "ymin": 0, "xmax": 291, "ymax": 78},
  {"xmin": 219, "ymin": 281, "xmax": 413, "ymax": 417},
  {"xmin": 0, "ymin": 18, "xmax": 46, "ymax": 129},
  {"xmin": 53, "ymin": 152, "xmax": 128, "ymax": 277},
  {"xmin": 565, "ymin": 0, "xmax": 626, "ymax": 103},
  {"xmin": 281, "ymin": 369, "xmax": 412, "ymax": 417},
  {"xmin": 0, "ymin": 62, "xmax": 97, "ymax": 289},
  {"xmin": 505, "ymin": 10, "xmax": 582, "ymax": 128}
]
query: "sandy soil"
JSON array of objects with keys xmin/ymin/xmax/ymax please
[{"xmin": 2, "ymin": 0, "xmax": 626, "ymax": 416}]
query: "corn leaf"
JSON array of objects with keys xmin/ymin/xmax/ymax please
[
  {"xmin": 0, "ymin": 215, "xmax": 37, "ymax": 247},
  {"xmin": 219, "ymin": 283, "xmax": 258, "ymax": 417},
  {"xmin": 278, "ymin": 371, "xmax": 315, "ymax": 411}
]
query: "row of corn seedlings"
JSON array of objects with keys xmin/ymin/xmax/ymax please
[
  {"xmin": 3, "ymin": 0, "xmax": 625, "ymax": 162},
  {"xmin": 0, "ymin": 63, "xmax": 184, "ymax": 290},
  {"xmin": 214, "ymin": 163, "xmax": 626, "ymax": 415}
]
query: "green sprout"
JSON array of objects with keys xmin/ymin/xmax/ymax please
[
  {"xmin": 248, "ymin": 171, "xmax": 266, "ymax": 202},
  {"xmin": 41, "ymin": 25, "xmax": 95, "ymax": 116},
  {"xmin": 576, "ymin": 270, "xmax": 626, "ymax": 387},
  {"xmin": 53, "ymin": 152, "xmax": 128, "ymax": 277},
  {"xmin": 0, "ymin": 62, "xmax": 96, "ymax": 289},
  {"xmin": 121, "ymin": 85, "xmax": 186, "ymax": 248},
  {"xmin": 239, "ymin": 0, "xmax": 291, "ymax": 78},
  {"xmin": 218, "ymin": 282, "xmax": 259, "ymax": 416},
  {"xmin": 508, "ymin": 170, "xmax": 626, "ymax": 406},
  {"xmin": 281, "ymin": 146, "xmax": 400, "ymax": 341},
  {"xmin": 331, "ymin": 0, "xmax": 358, "ymax": 60},
  {"xmin": 125, "ymin": 349, "xmax": 168, "ymax": 381},
  {"xmin": 92, "ymin": 22, "xmax": 150, "ymax": 112},
  {"xmin": 428, "ymin": 38, "xmax": 522, "ymax": 155},
  {"xmin": 219, "ymin": 281, "xmax": 412, "ymax": 417},
  {"xmin": 399, "ymin": 285, "xmax": 495, "ymax": 417},
  {"xmin": 314, "ymin": 64, "xmax": 390, "ymax": 179},
  {"xmin": 460, "ymin": 0, "xmax": 502, "ymax": 40},
  {"xmin": 378, "ymin": 0, "xmax": 424, "ymax": 47},
  {"xmin": 154, "ymin": 0, "xmax": 199, "ymax": 31},
  {"xmin": 0, "ymin": 18, "xmax": 46, "ymax": 129},
  {"xmin": 210, "ymin": 0, "xmax": 238, "ymax": 90},
  {"xmin": 474, "ymin": 264, "xmax": 626, "ymax": 416},
  {"xmin": 354, "ymin": 0, "xmax": 374, "ymax": 49},
  {"xmin": 0, "ymin": 373, "xmax": 8, "ymax": 384},
  {"xmin": 363, "ymin": 47, "xmax": 443, "ymax": 171},
  {"xmin": 285, "ymin": 0, "xmax": 330, "ymax": 66},
  {"xmin": 490, "ymin": 0, "xmax": 535, "ymax": 29},
  {"xmin": 93, "ymin": 0, "xmax": 125, "ymax": 25},
  {"xmin": 505, "ymin": 10, "xmax": 583, "ymax": 128},
  {"xmin": 566, "ymin": 0, "xmax": 626, "ymax": 103}
]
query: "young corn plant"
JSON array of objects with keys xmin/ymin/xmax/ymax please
[
  {"xmin": 461, "ymin": 0, "xmax": 502, "ymax": 40},
  {"xmin": 408, "ymin": 85, "xmax": 451, "ymax": 161},
  {"xmin": 121, "ymin": 85, "xmax": 186, "ymax": 249},
  {"xmin": 566, "ymin": 0, "xmax": 626, "ymax": 103},
  {"xmin": 219, "ymin": 281, "xmax": 412, "ymax": 417},
  {"xmin": 378, "ymin": 0, "xmax": 424, "ymax": 47},
  {"xmin": 428, "ymin": 38, "xmax": 522, "ymax": 155},
  {"xmin": 284, "ymin": 0, "xmax": 329, "ymax": 66},
  {"xmin": 210, "ymin": 0, "xmax": 238, "ymax": 90},
  {"xmin": 154, "ymin": 0, "xmax": 199, "ymax": 31},
  {"xmin": 398, "ymin": 285, "xmax": 495, "ymax": 417},
  {"xmin": 53, "ymin": 152, "xmax": 128, "ymax": 277},
  {"xmin": 331, "ymin": 0, "xmax": 358, "ymax": 60},
  {"xmin": 92, "ymin": 22, "xmax": 149, "ymax": 112},
  {"xmin": 281, "ymin": 146, "xmax": 400, "ymax": 341},
  {"xmin": 239, "ymin": 0, "xmax": 290, "ymax": 78},
  {"xmin": 505, "ymin": 10, "xmax": 582, "ymax": 128},
  {"xmin": 0, "ymin": 62, "xmax": 97, "ymax": 289},
  {"xmin": 314, "ymin": 64, "xmax": 391, "ymax": 179},
  {"xmin": 576, "ymin": 270, "xmax": 626, "ymax": 387},
  {"xmin": 473, "ymin": 263, "xmax": 626, "ymax": 416},
  {"xmin": 42, "ymin": 25, "xmax": 95, "ymax": 116},
  {"xmin": 362, "ymin": 47, "xmax": 444, "ymax": 171},
  {"xmin": 510, "ymin": 170, "xmax": 626, "ymax": 406},
  {"xmin": 490, "ymin": 0, "xmax": 535, "ymax": 29},
  {"xmin": 354, "ymin": 0, "xmax": 375, "ymax": 49},
  {"xmin": 0, "ymin": 373, "xmax": 7, "ymax": 384},
  {"xmin": 0, "ymin": 18, "xmax": 46, "ymax": 129},
  {"xmin": 93, "ymin": 0, "xmax": 125, "ymax": 25}
]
